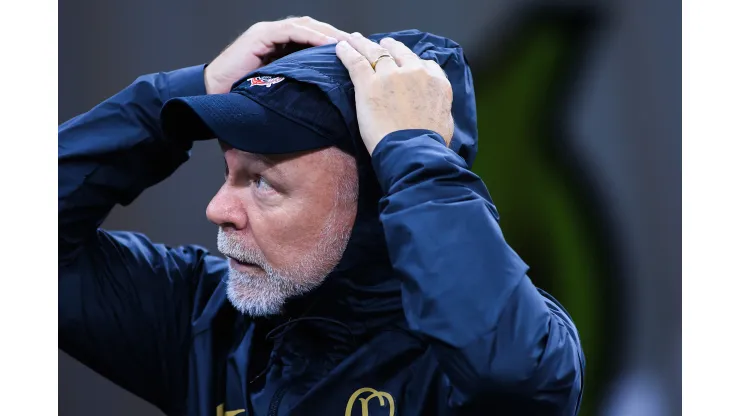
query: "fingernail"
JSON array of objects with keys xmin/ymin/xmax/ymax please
[
  {"xmin": 325, "ymin": 36, "xmax": 338, "ymax": 44},
  {"xmin": 380, "ymin": 37, "xmax": 393, "ymax": 44},
  {"xmin": 336, "ymin": 40, "xmax": 348, "ymax": 48},
  {"xmin": 351, "ymin": 32, "xmax": 363, "ymax": 37}
]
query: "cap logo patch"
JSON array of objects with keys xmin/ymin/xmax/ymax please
[{"xmin": 247, "ymin": 76, "xmax": 285, "ymax": 88}]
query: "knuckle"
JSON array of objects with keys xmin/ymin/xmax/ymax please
[
  {"xmin": 379, "ymin": 38, "xmax": 396, "ymax": 49},
  {"xmin": 249, "ymin": 21, "xmax": 267, "ymax": 32},
  {"xmin": 350, "ymin": 56, "xmax": 368, "ymax": 68},
  {"xmin": 409, "ymin": 65, "xmax": 427, "ymax": 76},
  {"xmin": 402, "ymin": 51, "xmax": 419, "ymax": 60},
  {"xmin": 278, "ymin": 20, "xmax": 297, "ymax": 31}
]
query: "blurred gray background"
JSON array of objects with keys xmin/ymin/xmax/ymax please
[{"xmin": 59, "ymin": 0, "xmax": 680, "ymax": 414}]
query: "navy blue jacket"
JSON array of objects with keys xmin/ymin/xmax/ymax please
[{"xmin": 59, "ymin": 31, "xmax": 584, "ymax": 416}]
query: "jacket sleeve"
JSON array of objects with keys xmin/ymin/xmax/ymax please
[
  {"xmin": 372, "ymin": 130, "xmax": 585, "ymax": 415},
  {"xmin": 58, "ymin": 65, "xmax": 228, "ymax": 415}
]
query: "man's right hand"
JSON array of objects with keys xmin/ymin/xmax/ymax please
[{"xmin": 204, "ymin": 17, "xmax": 350, "ymax": 95}]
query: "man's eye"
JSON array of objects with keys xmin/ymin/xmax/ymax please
[{"xmin": 255, "ymin": 176, "xmax": 274, "ymax": 191}]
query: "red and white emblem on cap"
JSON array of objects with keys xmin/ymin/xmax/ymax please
[{"xmin": 247, "ymin": 76, "xmax": 285, "ymax": 88}]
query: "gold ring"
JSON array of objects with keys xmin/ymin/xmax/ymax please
[{"xmin": 371, "ymin": 53, "xmax": 394, "ymax": 71}]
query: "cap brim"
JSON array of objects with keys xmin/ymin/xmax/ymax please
[{"xmin": 161, "ymin": 93, "xmax": 335, "ymax": 154}]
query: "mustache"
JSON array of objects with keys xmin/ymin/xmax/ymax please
[{"xmin": 217, "ymin": 228, "xmax": 268, "ymax": 267}]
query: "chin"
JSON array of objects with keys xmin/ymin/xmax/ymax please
[
  {"xmin": 226, "ymin": 286, "xmax": 285, "ymax": 317},
  {"xmin": 225, "ymin": 274, "xmax": 286, "ymax": 317},
  {"xmin": 224, "ymin": 267, "xmax": 321, "ymax": 317}
]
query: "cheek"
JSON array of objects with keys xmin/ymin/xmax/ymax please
[{"xmin": 249, "ymin": 199, "xmax": 330, "ymax": 267}]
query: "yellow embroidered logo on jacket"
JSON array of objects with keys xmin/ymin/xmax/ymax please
[
  {"xmin": 216, "ymin": 403, "xmax": 245, "ymax": 416},
  {"xmin": 345, "ymin": 387, "xmax": 395, "ymax": 416}
]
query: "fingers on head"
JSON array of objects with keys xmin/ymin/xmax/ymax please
[
  {"xmin": 279, "ymin": 21, "xmax": 338, "ymax": 45},
  {"xmin": 421, "ymin": 59, "xmax": 446, "ymax": 78},
  {"xmin": 336, "ymin": 41, "xmax": 374, "ymax": 83},
  {"xmin": 379, "ymin": 37, "xmax": 419, "ymax": 66},
  {"xmin": 347, "ymin": 32, "xmax": 390, "ymax": 61},
  {"xmin": 287, "ymin": 16, "xmax": 350, "ymax": 41}
]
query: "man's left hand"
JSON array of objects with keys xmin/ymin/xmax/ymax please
[{"xmin": 336, "ymin": 33, "xmax": 454, "ymax": 155}]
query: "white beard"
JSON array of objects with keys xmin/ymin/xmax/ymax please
[{"xmin": 216, "ymin": 218, "xmax": 351, "ymax": 317}]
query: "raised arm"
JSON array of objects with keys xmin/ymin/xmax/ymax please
[
  {"xmin": 58, "ymin": 65, "xmax": 229, "ymax": 414},
  {"xmin": 59, "ymin": 17, "xmax": 350, "ymax": 414},
  {"xmin": 337, "ymin": 33, "xmax": 585, "ymax": 415},
  {"xmin": 373, "ymin": 130, "xmax": 584, "ymax": 414}
]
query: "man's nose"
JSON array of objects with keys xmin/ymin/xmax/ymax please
[{"xmin": 206, "ymin": 184, "xmax": 248, "ymax": 229}]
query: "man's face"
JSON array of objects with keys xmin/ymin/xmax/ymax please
[{"xmin": 207, "ymin": 142, "xmax": 359, "ymax": 317}]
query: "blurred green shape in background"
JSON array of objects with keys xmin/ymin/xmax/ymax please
[{"xmin": 472, "ymin": 11, "xmax": 621, "ymax": 415}]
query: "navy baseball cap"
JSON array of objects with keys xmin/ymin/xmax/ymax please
[
  {"xmin": 161, "ymin": 29, "xmax": 479, "ymax": 164},
  {"xmin": 161, "ymin": 72, "xmax": 350, "ymax": 155}
]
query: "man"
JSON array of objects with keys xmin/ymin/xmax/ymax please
[{"xmin": 59, "ymin": 17, "xmax": 584, "ymax": 416}]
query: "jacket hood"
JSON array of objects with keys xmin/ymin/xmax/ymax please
[{"xmin": 243, "ymin": 30, "xmax": 478, "ymax": 342}]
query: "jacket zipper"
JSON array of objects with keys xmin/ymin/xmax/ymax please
[{"xmin": 267, "ymin": 382, "xmax": 291, "ymax": 416}]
